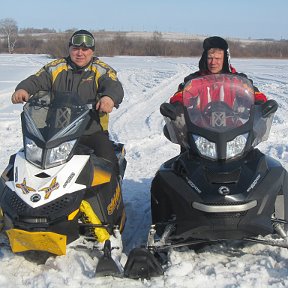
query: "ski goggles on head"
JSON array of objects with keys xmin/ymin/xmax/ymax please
[{"xmin": 70, "ymin": 34, "xmax": 95, "ymax": 49}]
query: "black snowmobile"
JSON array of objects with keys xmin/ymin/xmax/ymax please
[
  {"xmin": 0, "ymin": 91, "xmax": 127, "ymax": 276},
  {"xmin": 124, "ymin": 74, "xmax": 288, "ymax": 279}
]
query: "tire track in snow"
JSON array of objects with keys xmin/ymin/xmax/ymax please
[
  {"xmin": 235, "ymin": 60, "xmax": 288, "ymax": 169},
  {"xmin": 110, "ymin": 59, "xmax": 194, "ymax": 141},
  {"xmin": 109, "ymin": 58, "xmax": 195, "ymax": 180}
]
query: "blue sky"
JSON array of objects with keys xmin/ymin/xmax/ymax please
[{"xmin": 1, "ymin": 0, "xmax": 287, "ymax": 40}]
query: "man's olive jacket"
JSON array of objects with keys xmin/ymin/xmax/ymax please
[{"xmin": 16, "ymin": 56, "xmax": 124, "ymax": 134}]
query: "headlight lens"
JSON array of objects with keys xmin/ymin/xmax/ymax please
[
  {"xmin": 25, "ymin": 137, "xmax": 76, "ymax": 168},
  {"xmin": 226, "ymin": 133, "xmax": 248, "ymax": 159},
  {"xmin": 45, "ymin": 140, "xmax": 77, "ymax": 168},
  {"xmin": 193, "ymin": 135, "xmax": 217, "ymax": 159},
  {"xmin": 193, "ymin": 133, "xmax": 248, "ymax": 160},
  {"xmin": 25, "ymin": 137, "xmax": 43, "ymax": 167}
]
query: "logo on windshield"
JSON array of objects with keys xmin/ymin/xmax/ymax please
[{"xmin": 212, "ymin": 112, "xmax": 226, "ymax": 127}]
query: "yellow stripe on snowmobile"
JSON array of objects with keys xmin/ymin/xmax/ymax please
[
  {"xmin": 119, "ymin": 209, "xmax": 126, "ymax": 233},
  {"xmin": 68, "ymin": 209, "xmax": 79, "ymax": 220},
  {"xmin": 6, "ymin": 229, "xmax": 67, "ymax": 255},
  {"xmin": 0, "ymin": 208, "xmax": 3, "ymax": 231},
  {"xmin": 99, "ymin": 113, "xmax": 109, "ymax": 131},
  {"xmin": 80, "ymin": 200, "xmax": 110, "ymax": 242},
  {"xmin": 92, "ymin": 168, "xmax": 111, "ymax": 186},
  {"xmin": 107, "ymin": 184, "xmax": 121, "ymax": 215}
]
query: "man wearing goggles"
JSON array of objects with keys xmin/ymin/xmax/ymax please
[
  {"xmin": 11, "ymin": 29, "xmax": 124, "ymax": 177},
  {"xmin": 70, "ymin": 34, "xmax": 95, "ymax": 49}
]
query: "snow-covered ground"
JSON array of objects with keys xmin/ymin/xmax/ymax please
[{"xmin": 0, "ymin": 54, "xmax": 288, "ymax": 287}]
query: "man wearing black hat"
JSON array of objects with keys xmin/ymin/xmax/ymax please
[
  {"xmin": 170, "ymin": 36, "xmax": 267, "ymax": 104},
  {"xmin": 11, "ymin": 29, "xmax": 124, "ymax": 176}
]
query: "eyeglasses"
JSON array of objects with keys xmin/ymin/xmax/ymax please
[{"xmin": 70, "ymin": 34, "xmax": 95, "ymax": 49}]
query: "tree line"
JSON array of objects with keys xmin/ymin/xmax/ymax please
[{"xmin": 1, "ymin": 18, "xmax": 288, "ymax": 59}]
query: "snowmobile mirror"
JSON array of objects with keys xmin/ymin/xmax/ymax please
[
  {"xmin": 261, "ymin": 99, "xmax": 278, "ymax": 118},
  {"xmin": 160, "ymin": 103, "xmax": 177, "ymax": 120}
]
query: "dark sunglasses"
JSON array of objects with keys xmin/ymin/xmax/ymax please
[{"xmin": 70, "ymin": 34, "xmax": 95, "ymax": 49}]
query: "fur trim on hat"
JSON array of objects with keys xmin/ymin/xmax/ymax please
[{"xmin": 203, "ymin": 36, "xmax": 228, "ymax": 51}]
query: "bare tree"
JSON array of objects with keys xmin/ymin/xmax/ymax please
[{"xmin": 0, "ymin": 18, "xmax": 18, "ymax": 53}]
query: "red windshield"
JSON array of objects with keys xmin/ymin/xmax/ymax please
[{"xmin": 182, "ymin": 74, "xmax": 255, "ymax": 131}]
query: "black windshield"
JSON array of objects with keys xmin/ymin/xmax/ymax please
[{"xmin": 23, "ymin": 91, "xmax": 90, "ymax": 142}]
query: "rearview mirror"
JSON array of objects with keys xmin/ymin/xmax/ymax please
[
  {"xmin": 262, "ymin": 99, "xmax": 278, "ymax": 118},
  {"xmin": 160, "ymin": 103, "xmax": 177, "ymax": 120}
]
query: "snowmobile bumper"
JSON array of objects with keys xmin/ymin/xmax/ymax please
[{"xmin": 6, "ymin": 228, "xmax": 67, "ymax": 255}]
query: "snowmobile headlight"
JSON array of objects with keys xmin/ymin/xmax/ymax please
[
  {"xmin": 25, "ymin": 137, "xmax": 43, "ymax": 167},
  {"xmin": 193, "ymin": 135, "xmax": 217, "ymax": 159},
  {"xmin": 45, "ymin": 140, "xmax": 77, "ymax": 168},
  {"xmin": 226, "ymin": 133, "xmax": 248, "ymax": 159}
]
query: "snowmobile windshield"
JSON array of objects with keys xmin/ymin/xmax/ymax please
[
  {"xmin": 23, "ymin": 91, "xmax": 90, "ymax": 142},
  {"xmin": 182, "ymin": 74, "xmax": 255, "ymax": 132}
]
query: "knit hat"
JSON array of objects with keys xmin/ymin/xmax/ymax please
[
  {"xmin": 69, "ymin": 29, "xmax": 95, "ymax": 51},
  {"xmin": 199, "ymin": 36, "xmax": 231, "ymax": 72}
]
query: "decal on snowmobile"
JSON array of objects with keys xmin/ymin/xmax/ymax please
[
  {"xmin": 218, "ymin": 186, "xmax": 230, "ymax": 195},
  {"xmin": 247, "ymin": 174, "xmax": 261, "ymax": 193},
  {"xmin": 16, "ymin": 178, "xmax": 36, "ymax": 194},
  {"xmin": 30, "ymin": 193, "xmax": 41, "ymax": 202},
  {"xmin": 39, "ymin": 177, "xmax": 60, "ymax": 200},
  {"xmin": 212, "ymin": 111, "xmax": 226, "ymax": 127},
  {"xmin": 107, "ymin": 184, "xmax": 121, "ymax": 215},
  {"xmin": 185, "ymin": 176, "xmax": 202, "ymax": 194},
  {"xmin": 14, "ymin": 166, "xmax": 18, "ymax": 182},
  {"xmin": 80, "ymin": 200, "xmax": 110, "ymax": 242},
  {"xmin": 63, "ymin": 172, "xmax": 76, "ymax": 188}
]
